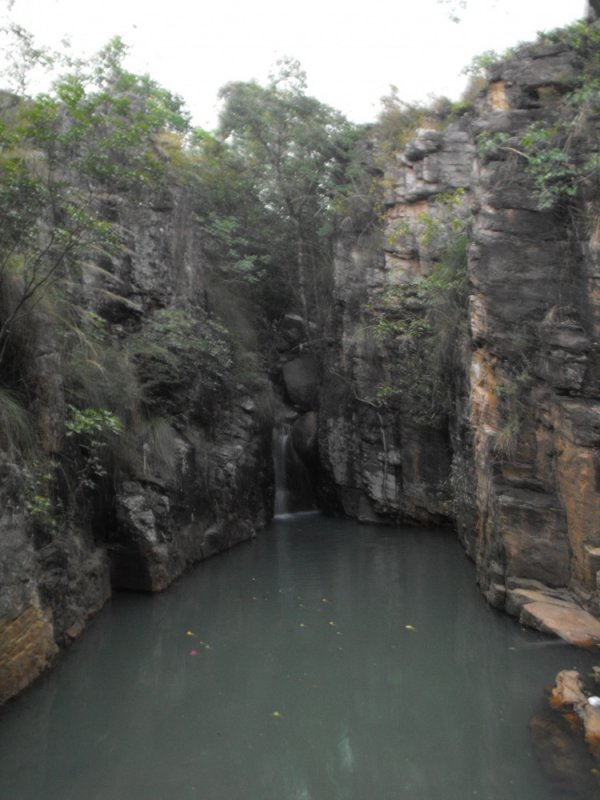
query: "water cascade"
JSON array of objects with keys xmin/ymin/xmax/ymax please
[{"xmin": 272, "ymin": 422, "xmax": 315, "ymax": 516}]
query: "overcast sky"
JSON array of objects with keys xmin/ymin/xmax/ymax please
[{"xmin": 1, "ymin": 0, "xmax": 588, "ymax": 129}]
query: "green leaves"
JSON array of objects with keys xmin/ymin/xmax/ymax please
[
  {"xmin": 63, "ymin": 405, "xmax": 123, "ymax": 490},
  {"xmin": 65, "ymin": 405, "xmax": 123, "ymax": 438},
  {"xmin": 217, "ymin": 63, "xmax": 358, "ymax": 323},
  {"xmin": 129, "ymin": 309, "xmax": 235, "ymax": 421}
]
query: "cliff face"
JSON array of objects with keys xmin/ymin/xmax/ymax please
[
  {"xmin": 319, "ymin": 31, "xmax": 600, "ymax": 632},
  {"xmin": 0, "ymin": 182, "xmax": 273, "ymax": 705},
  {"xmin": 5, "ymin": 21, "xmax": 600, "ymax": 709}
]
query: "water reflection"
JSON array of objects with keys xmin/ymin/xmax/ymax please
[{"xmin": 0, "ymin": 515, "xmax": 597, "ymax": 799}]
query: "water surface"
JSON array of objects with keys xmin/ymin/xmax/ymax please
[{"xmin": 0, "ymin": 515, "xmax": 597, "ymax": 799}]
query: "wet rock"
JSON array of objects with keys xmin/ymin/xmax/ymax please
[
  {"xmin": 546, "ymin": 669, "xmax": 600, "ymax": 771},
  {"xmin": 508, "ymin": 589, "xmax": 600, "ymax": 647},
  {"xmin": 291, "ymin": 411, "xmax": 318, "ymax": 464},
  {"xmin": 550, "ymin": 670, "xmax": 587, "ymax": 710},
  {"xmin": 279, "ymin": 314, "xmax": 308, "ymax": 347},
  {"xmin": 282, "ymin": 355, "xmax": 320, "ymax": 410}
]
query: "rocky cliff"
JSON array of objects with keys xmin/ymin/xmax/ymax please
[
  {"xmin": 4, "ymin": 17, "xmax": 600, "ymax": 710},
  {"xmin": 0, "ymin": 180, "xmax": 273, "ymax": 705},
  {"xmin": 319, "ymin": 23, "xmax": 600, "ymax": 642}
]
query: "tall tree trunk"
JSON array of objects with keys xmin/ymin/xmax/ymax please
[{"xmin": 295, "ymin": 227, "xmax": 309, "ymax": 329}]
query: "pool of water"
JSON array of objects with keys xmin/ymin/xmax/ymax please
[{"xmin": 0, "ymin": 514, "xmax": 598, "ymax": 800}]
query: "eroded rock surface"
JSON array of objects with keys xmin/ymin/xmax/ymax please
[{"xmin": 320, "ymin": 32, "xmax": 600, "ymax": 633}]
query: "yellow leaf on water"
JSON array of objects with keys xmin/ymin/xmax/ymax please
[
  {"xmin": 186, "ymin": 631, "xmax": 194, "ymax": 636},
  {"xmin": 299, "ymin": 623, "xmax": 306, "ymax": 628},
  {"xmin": 272, "ymin": 711, "xmax": 281, "ymax": 717},
  {"xmin": 328, "ymin": 621, "xmax": 336, "ymax": 627},
  {"xmin": 405, "ymin": 624, "xmax": 416, "ymax": 631}
]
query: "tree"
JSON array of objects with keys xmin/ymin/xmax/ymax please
[
  {"xmin": 0, "ymin": 36, "xmax": 191, "ymax": 372},
  {"xmin": 217, "ymin": 58, "xmax": 359, "ymax": 327}
]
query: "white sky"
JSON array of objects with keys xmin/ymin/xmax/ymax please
[{"xmin": 1, "ymin": 0, "xmax": 588, "ymax": 129}]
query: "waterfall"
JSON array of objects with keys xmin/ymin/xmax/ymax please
[
  {"xmin": 272, "ymin": 423, "xmax": 316, "ymax": 517},
  {"xmin": 273, "ymin": 425, "xmax": 292, "ymax": 516}
]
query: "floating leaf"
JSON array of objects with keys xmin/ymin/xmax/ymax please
[
  {"xmin": 405, "ymin": 624, "xmax": 416, "ymax": 632},
  {"xmin": 299, "ymin": 623, "xmax": 306, "ymax": 628},
  {"xmin": 271, "ymin": 711, "xmax": 281, "ymax": 718},
  {"xmin": 186, "ymin": 630, "xmax": 194, "ymax": 637},
  {"xmin": 328, "ymin": 621, "xmax": 337, "ymax": 627}
]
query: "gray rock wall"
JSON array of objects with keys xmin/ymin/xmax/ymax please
[
  {"xmin": 319, "ymin": 34, "xmax": 600, "ymax": 629},
  {"xmin": 0, "ymin": 182, "xmax": 272, "ymax": 704}
]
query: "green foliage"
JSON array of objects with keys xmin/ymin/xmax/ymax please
[
  {"xmin": 24, "ymin": 462, "xmax": 59, "ymax": 530},
  {"xmin": 374, "ymin": 383, "xmax": 402, "ymax": 406},
  {"xmin": 492, "ymin": 358, "xmax": 534, "ymax": 458},
  {"xmin": 478, "ymin": 118, "xmax": 593, "ymax": 211},
  {"xmin": 0, "ymin": 32, "xmax": 195, "ymax": 382},
  {"xmin": 537, "ymin": 19, "xmax": 600, "ymax": 54},
  {"xmin": 129, "ymin": 308, "xmax": 234, "ymax": 421},
  {"xmin": 65, "ymin": 404, "xmax": 123, "ymax": 489},
  {"xmin": 519, "ymin": 123, "xmax": 579, "ymax": 209},
  {"xmin": 60, "ymin": 306, "xmax": 142, "ymax": 426},
  {"xmin": 373, "ymin": 87, "xmax": 428, "ymax": 158},
  {"xmin": 217, "ymin": 58, "xmax": 359, "ymax": 325},
  {"xmin": 47, "ymin": 37, "xmax": 190, "ymax": 189},
  {"xmin": 65, "ymin": 405, "xmax": 123, "ymax": 438},
  {"xmin": 476, "ymin": 21, "xmax": 600, "ymax": 211},
  {"xmin": 462, "ymin": 50, "xmax": 503, "ymax": 78}
]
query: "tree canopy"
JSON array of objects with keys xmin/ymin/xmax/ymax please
[{"xmin": 217, "ymin": 58, "xmax": 361, "ymax": 325}]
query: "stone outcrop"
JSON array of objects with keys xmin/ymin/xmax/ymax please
[
  {"xmin": 530, "ymin": 667, "xmax": 600, "ymax": 798},
  {"xmin": 318, "ymin": 219, "xmax": 455, "ymax": 524},
  {"xmin": 319, "ymin": 29, "xmax": 600, "ymax": 639}
]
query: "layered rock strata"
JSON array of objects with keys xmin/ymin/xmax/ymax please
[{"xmin": 320, "ymin": 32, "xmax": 600, "ymax": 636}]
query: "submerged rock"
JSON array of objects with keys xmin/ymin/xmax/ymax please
[{"xmin": 530, "ymin": 667, "xmax": 600, "ymax": 797}]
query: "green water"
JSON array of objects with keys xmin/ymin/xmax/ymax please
[{"xmin": 0, "ymin": 514, "xmax": 598, "ymax": 799}]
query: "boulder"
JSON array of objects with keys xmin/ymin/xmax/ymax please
[
  {"xmin": 282, "ymin": 355, "xmax": 319, "ymax": 410},
  {"xmin": 280, "ymin": 314, "xmax": 308, "ymax": 347},
  {"xmin": 291, "ymin": 411, "xmax": 318, "ymax": 464}
]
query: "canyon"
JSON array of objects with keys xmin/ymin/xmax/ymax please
[{"xmin": 2, "ymin": 18, "xmax": 600, "ymax": 712}]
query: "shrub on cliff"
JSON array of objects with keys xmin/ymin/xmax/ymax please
[{"xmin": 129, "ymin": 308, "xmax": 234, "ymax": 424}]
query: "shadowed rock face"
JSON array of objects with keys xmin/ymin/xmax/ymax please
[
  {"xmin": 319, "ymin": 34, "xmax": 600, "ymax": 633},
  {"xmin": 0, "ymin": 183, "xmax": 273, "ymax": 702}
]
